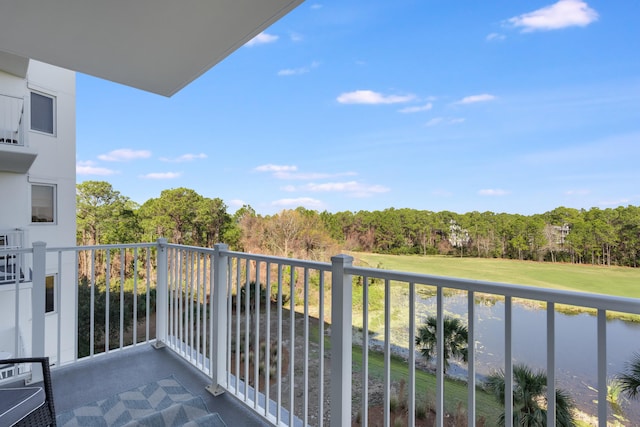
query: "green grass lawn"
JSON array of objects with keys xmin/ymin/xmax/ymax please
[
  {"xmin": 352, "ymin": 345, "xmax": 502, "ymax": 424},
  {"xmin": 351, "ymin": 252, "xmax": 640, "ymax": 299}
]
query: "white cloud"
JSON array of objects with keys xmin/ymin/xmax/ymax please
[
  {"xmin": 398, "ymin": 103, "xmax": 433, "ymax": 114},
  {"xmin": 425, "ymin": 117, "xmax": 465, "ymax": 127},
  {"xmin": 507, "ymin": 0, "xmax": 598, "ymax": 32},
  {"xmin": 456, "ymin": 94, "xmax": 496, "ymax": 104},
  {"xmin": 432, "ymin": 189, "xmax": 453, "ymax": 197},
  {"xmin": 283, "ymin": 181, "xmax": 390, "ymax": 197},
  {"xmin": 245, "ymin": 32, "xmax": 279, "ymax": 47},
  {"xmin": 278, "ymin": 61, "xmax": 320, "ymax": 76},
  {"xmin": 159, "ymin": 153, "xmax": 207, "ymax": 163},
  {"xmin": 255, "ymin": 164, "xmax": 298, "ymax": 173},
  {"xmin": 599, "ymin": 198, "xmax": 631, "ymax": 207},
  {"xmin": 282, "ymin": 171, "xmax": 357, "ymax": 180},
  {"xmin": 303, "ymin": 181, "xmax": 389, "ymax": 195},
  {"xmin": 310, "ymin": 4, "xmax": 323, "ymax": 10},
  {"xmin": 272, "ymin": 197, "xmax": 324, "ymax": 209},
  {"xmin": 140, "ymin": 172, "xmax": 182, "ymax": 179},
  {"xmin": 565, "ymin": 189, "xmax": 590, "ymax": 196},
  {"xmin": 290, "ymin": 32, "xmax": 304, "ymax": 42},
  {"xmin": 76, "ymin": 161, "xmax": 118, "ymax": 176},
  {"xmin": 228, "ymin": 199, "xmax": 245, "ymax": 209},
  {"xmin": 337, "ymin": 90, "xmax": 416, "ymax": 105},
  {"xmin": 486, "ymin": 33, "xmax": 506, "ymax": 41},
  {"xmin": 256, "ymin": 165, "xmax": 358, "ymax": 180},
  {"xmin": 478, "ymin": 189, "xmax": 510, "ymax": 196},
  {"xmin": 98, "ymin": 148, "xmax": 151, "ymax": 162}
]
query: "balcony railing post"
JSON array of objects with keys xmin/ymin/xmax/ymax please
[
  {"xmin": 207, "ymin": 243, "xmax": 228, "ymax": 396},
  {"xmin": 154, "ymin": 238, "xmax": 168, "ymax": 349},
  {"xmin": 30, "ymin": 241, "xmax": 46, "ymax": 383},
  {"xmin": 330, "ymin": 254, "xmax": 353, "ymax": 427}
]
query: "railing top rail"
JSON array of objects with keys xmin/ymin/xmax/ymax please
[
  {"xmin": 165, "ymin": 243, "xmax": 216, "ymax": 254},
  {"xmin": 346, "ymin": 264, "xmax": 640, "ymax": 314},
  {"xmin": 46, "ymin": 242, "xmax": 157, "ymax": 252},
  {"xmin": 222, "ymin": 249, "xmax": 332, "ymax": 271},
  {"xmin": 0, "ymin": 247, "xmax": 32, "ymax": 255}
]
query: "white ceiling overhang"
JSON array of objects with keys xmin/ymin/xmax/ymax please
[{"xmin": 0, "ymin": 0, "xmax": 303, "ymax": 96}]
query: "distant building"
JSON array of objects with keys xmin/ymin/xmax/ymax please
[
  {"xmin": 552, "ymin": 223, "xmax": 571, "ymax": 245},
  {"xmin": 448, "ymin": 219, "xmax": 470, "ymax": 247}
]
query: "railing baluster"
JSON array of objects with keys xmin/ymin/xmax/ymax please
[
  {"xmin": 505, "ymin": 296, "xmax": 513, "ymax": 427},
  {"xmin": 318, "ymin": 270, "xmax": 325, "ymax": 427},
  {"xmin": 133, "ymin": 247, "xmax": 138, "ymax": 346},
  {"xmin": 408, "ymin": 281, "xmax": 416, "ymax": 427},
  {"xmin": 264, "ymin": 262, "xmax": 272, "ymax": 419},
  {"xmin": 56, "ymin": 250, "xmax": 62, "ymax": 365},
  {"xmin": 195, "ymin": 251, "xmax": 201, "ymax": 366},
  {"xmin": 119, "ymin": 249, "xmax": 124, "ymax": 348},
  {"xmin": 74, "ymin": 250, "xmax": 79, "ymax": 362},
  {"xmin": 145, "ymin": 248, "xmax": 150, "ymax": 343},
  {"xmin": 188, "ymin": 251, "xmax": 194, "ymax": 361},
  {"xmin": 90, "ymin": 249, "xmax": 95, "ymax": 357},
  {"xmin": 288, "ymin": 264, "xmax": 295, "ymax": 427},
  {"xmin": 597, "ymin": 309, "xmax": 607, "ymax": 427},
  {"xmin": 547, "ymin": 302, "xmax": 556, "ymax": 426},
  {"xmin": 226, "ymin": 256, "xmax": 233, "ymax": 391},
  {"xmin": 201, "ymin": 252, "xmax": 207, "ymax": 369},
  {"xmin": 362, "ymin": 276, "xmax": 369, "ymax": 427},
  {"xmin": 436, "ymin": 286, "xmax": 444, "ymax": 427},
  {"xmin": 244, "ymin": 258, "xmax": 250, "ymax": 401},
  {"xmin": 468, "ymin": 290, "xmax": 476, "ymax": 427},
  {"xmin": 105, "ymin": 248, "xmax": 110, "ymax": 352},
  {"xmin": 384, "ymin": 278, "xmax": 391, "ymax": 427},
  {"xmin": 235, "ymin": 258, "xmax": 241, "ymax": 396},
  {"xmin": 276, "ymin": 263, "xmax": 283, "ymax": 425},
  {"xmin": 119, "ymin": 247, "xmax": 125, "ymax": 349},
  {"xmin": 254, "ymin": 261, "xmax": 261, "ymax": 410},
  {"xmin": 303, "ymin": 267, "xmax": 309, "ymax": 426}
]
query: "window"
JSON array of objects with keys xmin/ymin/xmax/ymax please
[
  {"xmin": 46, "ymin": 275, "xmax": 56, "ymax": 313},
  {"xmin": 31, "ymin": 184, "xmax": 55, "ymax": 223},
  {"xmin": 30, "ymin": 92, "xmax": 55, "ymax": 134}
]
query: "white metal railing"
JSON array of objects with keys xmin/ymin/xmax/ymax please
[
  {"xmin": 0, "ymin": 94, "xmax": 24, "ymax": 146},
  {"xmin": 10, "ymin": 240, "xmax": 640, "ymax": 426},
  {"xmin": 0, "ymin": 229, "xmax": 27, "ymax": 284}
]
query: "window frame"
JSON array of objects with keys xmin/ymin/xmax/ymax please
[
  {"xmin": 31, "ymin": 183, "xmax": 57, "ymax": 224},
  {"xmin": 45, "ymin": 274, "xmax": 57, "ymax": 314},
  {"xmin": 29, "ymin": 90, "xmax": 56, "ymax": 136}
]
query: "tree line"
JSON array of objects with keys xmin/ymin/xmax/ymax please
[{"xmin": 77, "ymin": 181, "xmax": 640, "ymax": 267}]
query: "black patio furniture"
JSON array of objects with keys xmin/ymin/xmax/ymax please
[{"xmin": 0, "ymin": 357, "xmax": 56, "ymax": 427}]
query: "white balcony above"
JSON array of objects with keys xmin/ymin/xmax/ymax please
[
  {"xmin": 0, "ymin": 0, "xmax": 304, "ymax": 96},
  {"xmin": 0, "ymin": 146, "xmax": 36, "ymax": 174}
]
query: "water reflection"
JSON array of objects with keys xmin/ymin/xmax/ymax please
[{"xmin": 410, "ymin": 292, "xmax": 640, "ymax": 422}]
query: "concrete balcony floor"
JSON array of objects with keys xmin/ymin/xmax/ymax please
[{"xmin": 51, "ymin": 344, "xmax": 271, "ymax": 426}]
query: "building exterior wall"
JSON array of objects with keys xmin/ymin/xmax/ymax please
[{"xmin": 0, "ymin": 60, "xmax": 76, "ymax": 363}]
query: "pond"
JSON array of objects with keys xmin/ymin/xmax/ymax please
[{"xmin": 370, "ymin": 290, "xmax": 640, "ymax": 423}]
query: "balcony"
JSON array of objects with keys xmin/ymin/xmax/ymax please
[
  {"xmin": 1, "ymin": 240, "xmax": 639, "ymax": 426},
  {"xmin": 0, "ymin": 93, "xmax": 37, "ymax": 173},
  {"xmin": 0, "ymin": 229, "xmax": 27, "ymax": 284}
]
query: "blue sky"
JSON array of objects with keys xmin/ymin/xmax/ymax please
[{"xmin": 76, "ymin": 0, "xmax": 640, "ymax": 216}]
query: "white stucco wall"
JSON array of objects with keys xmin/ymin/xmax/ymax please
[{"xmin": 0, "ymin": 60, "xmax": 77, "ymax": 364}]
